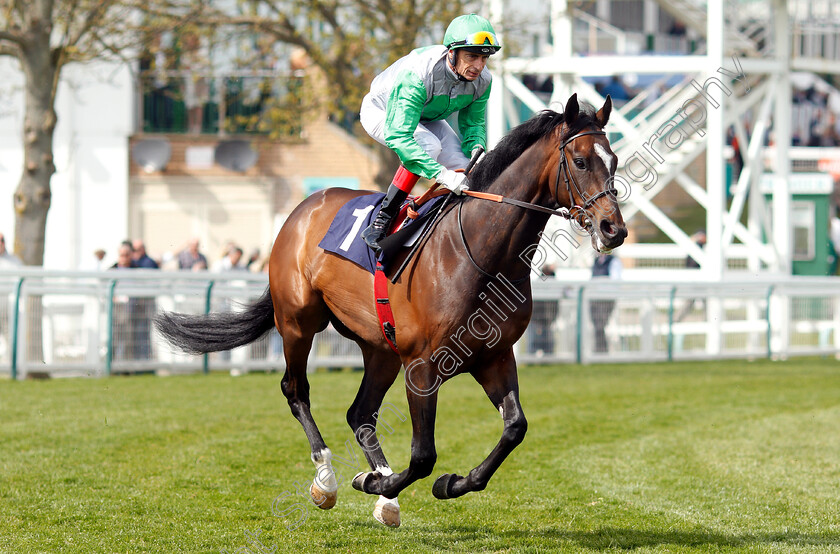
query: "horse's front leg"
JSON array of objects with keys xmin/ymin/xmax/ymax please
[
  {"xmin": 432, "ymin": 348, "xmax": 527, "ymax": 499},
  {"xmin": 353, "ymin": 355, "xmax": 439, "ymax": 501},
  {"xmin": 345, "ymin": 345, "xmax": 403, "ymax": 527}
]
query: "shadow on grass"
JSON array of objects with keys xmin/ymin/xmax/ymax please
[{"xmin": 418, "ymin": 525, "xmax": 840, "ymax": 550}]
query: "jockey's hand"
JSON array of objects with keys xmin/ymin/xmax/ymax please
[{"xmin": 437, "ymin": 168, "xmax": 469, "ymax": 195}]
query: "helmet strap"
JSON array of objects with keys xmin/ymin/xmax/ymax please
[{"xmin": 447, "ymin": 49, "xmax": 470, "ymax": 82}]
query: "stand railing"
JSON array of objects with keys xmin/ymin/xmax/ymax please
[{"xmin": 2, "ymin": 270, "xmax": 839, "ymax": 379}]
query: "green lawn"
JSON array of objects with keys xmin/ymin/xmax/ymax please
[{"xmin": 2, "ymin": 359, "xmax": 839, "ymax": 553}]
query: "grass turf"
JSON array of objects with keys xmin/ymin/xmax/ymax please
[{"xmin": 1, "ymin": 359, "xmax": 839, "ymax": 553}]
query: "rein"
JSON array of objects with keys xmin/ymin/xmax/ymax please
[
  {"xmin": 457, "ymin": 201, "xmax": 530, "ymax": 284},
  {"xmin": 462, "ymin": 190, "xmax": 573, "ymax": 220}
]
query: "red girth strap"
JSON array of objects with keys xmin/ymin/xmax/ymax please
[{"xmin": 374, "ymin": 262, "xmax": 399, "ymax": 354}]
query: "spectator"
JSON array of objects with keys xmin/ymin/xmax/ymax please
[
  {"xmin": 685, "ymin": 230, "xmax": 706, "ymax": 269},
  {"xmin": 178, "ymin": 238, "xmax": 208, "ymax": 270},
  {"xmin": 727, "ymin": 127, "xmax": 743, "ymax": 183},
  {"xmin": 668, "ymin": 21, "xmax": 687, "ymax": 37},
  {"xmin": 213, "ymin": 245, "xmax": 248, "ymax": 272},
  {"xmin": 600, "ymin": 76, "xmax": 630, "ymax": 102},
  {"xmin": 0, "ymin": 233, "xmax": 23, "ymax": 268},
  {"xmin": 140, "ymin": 32, "xmax": 175, "ymax": 131},
  {"xmin": 132, "ymin": 239, "xmax": 159, "ymax": 269},
  {"xmin": 677, "ymin": 231, "xmax": 707, "ymax": 322},
  {"xmin": 590, "ymin": 252, "xmax": 622, "ymax": 353},
  {"xmin": 109, "ymin": 243, "xmax": 137, "ymax": 360},
  {"xmin": 830, "ymin": 209, "xmax": 840, "ymax": 275},
  {"xmin": 246, "ymin": 248, "xmax": 262, "ymax": 272},
  {"xmin": 111, "ymin": 243, "xmax": 136, "ymax": 270},
  {"xmin": 87, "ymin": 249, "xmax": 108, "ymax": 271},
  {"xmin": 212, "ymin": 244, "xmax": 249, "ymax": 364},
  {"xmin": 130, "ymin": 239, "xmax": 158, "ymax": 360},
  {"xmin": 180, "ymin": 31, "xmax": 210, "ymax": 134}
]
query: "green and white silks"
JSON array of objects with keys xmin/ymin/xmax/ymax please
[{"xmin": 360, "ymin": 45, "xmax": 491, "ymax": 180}]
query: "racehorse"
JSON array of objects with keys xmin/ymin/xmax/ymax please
[{"xmin": 155, "ymin": 93, "xmax": 626, "ymax": 527}]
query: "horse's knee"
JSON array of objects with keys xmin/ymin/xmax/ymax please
[
  {"xmin": 281, "ymin": 376, "xmax": 292, "ymax": 399},
  {"xmin": 346, "ymin": 408, "xmax": 360, "ymax": 430},
  {"xmin": 503, "ymin": 414, "xmax": 528, "ymax": 447}
]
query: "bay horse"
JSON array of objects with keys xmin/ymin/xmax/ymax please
[{"xmin": 155, "ymin": 94, "xmax": 626, "ymax": 527}]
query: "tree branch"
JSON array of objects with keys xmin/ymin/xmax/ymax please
[
  {"xmin": 0, "ymin": 43, "xmax": 21, "ymax": 57},
  {"xmin": 0, "ymin": 30, "xmax": 24, "ymax": 45}
]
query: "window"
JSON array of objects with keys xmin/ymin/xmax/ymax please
[{"xmin": 791, "ymin": 200, "xmax": 815, "ymax": 261}]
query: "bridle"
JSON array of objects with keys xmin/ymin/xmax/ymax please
[
  {"xmin": 458, "ymin": 128, "xmax": 618, "ymax": 233},
  {"xmin": 453, "ymin": 127, "xmax": 619, "ymax": 281},
  {"xmin": 554, "ymin": 129, "xmax": 617, "ymax": 231}
]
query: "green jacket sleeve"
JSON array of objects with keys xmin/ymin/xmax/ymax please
[
  {"xmin": 458, "ymin": 81, "xmax": 491, "ymax": 157},
  {"xmin": 383, "ymin": 70, "xmax": 445, "ymax": 180}
]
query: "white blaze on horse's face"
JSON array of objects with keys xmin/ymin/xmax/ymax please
[{"xmin": 594, "ymin": 143, "xmax": 617, "ymax": 176}]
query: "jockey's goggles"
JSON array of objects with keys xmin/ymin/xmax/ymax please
[{"xmin": 449, "ymin": 31, "xmax": 501, "ymax": 51}]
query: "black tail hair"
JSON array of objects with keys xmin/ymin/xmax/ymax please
[{"xmin": 154, "ymin": 287, "xmax": 275, "ymax": 354}]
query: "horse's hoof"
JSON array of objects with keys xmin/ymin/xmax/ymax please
[
  {"xmin": 310, "ymin": 481, "xmax": 337, "ymax": 510},
  {"xmin": 351, "ymin": 471, "xmax": 380, "ymax": 494},
  {"xmin": 372, "ymin": 496, "xmax": 400, "ymax": 528},
  {"xmin": 432, "ymin": 473, "xmax": 460, "ymax": 500}
]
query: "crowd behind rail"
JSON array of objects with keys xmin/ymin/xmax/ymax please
[
  {"xmin": 89, "ymin": 237, "xmax": 267, "ymax": 274},
  {"xmin": 3, "ymin": 252, "xmax": 840, "ymax": 380},
  {"xmin": 1, "ymin": 230, "xmax": 266, "ymax": 275}
]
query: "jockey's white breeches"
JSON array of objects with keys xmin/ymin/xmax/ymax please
[{"xmin": 360, "ymin": 97, "xmax": 470, "ymax": 174}]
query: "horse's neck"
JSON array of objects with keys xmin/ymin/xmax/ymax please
[
  {"xmin": 456, "ymin": 147, "xmax": 554, "ymax": 278},
  {"xmin": 483, "ymin": 145, "xmax": 556, "ymax": 206}
]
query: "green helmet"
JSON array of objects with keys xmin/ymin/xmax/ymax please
[{"xmin": 443, "ymin": 14, "xmax": 501, "ymax": 55}]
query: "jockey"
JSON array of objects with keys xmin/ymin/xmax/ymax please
[{"xmin": 360, "ymin": 13, "xmax": 502, "ymax": 252}]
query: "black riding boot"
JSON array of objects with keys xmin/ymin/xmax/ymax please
[{"xmin": 362, "ymin": 184, "xmax": 409, "ymax": 253}]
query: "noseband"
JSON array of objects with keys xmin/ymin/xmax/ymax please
[{"xmin": 554, "ymin": 130, "xmax": 617, "ymax": 230}]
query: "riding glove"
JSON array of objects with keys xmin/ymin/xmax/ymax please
[{"xmin": 437, "ymin": 168, "xmax": 469, "ymax": 195}]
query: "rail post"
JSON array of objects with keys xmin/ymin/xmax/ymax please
[
  {"xmin": 667, "ymin": 285, "xmax": 677, "ymax": 362},
  {"xmin": 765, "ymin": 285, "xmax": 774, "ymax": 359},
  {"xmin": 203, "ymin": 280, "xmax": 215, "ymax": 374},
  {"xmin": 10, "ymin": 278, "xmax": 24, "ymax": 380},
  {"xmin": 576, "ymin": 286, "xmax": 584, "ymax": 364},
  {"xmin": 104, "ymin": 279, "xmax": 118, "ymax": 376}
]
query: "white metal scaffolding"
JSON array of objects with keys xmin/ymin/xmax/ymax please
[{"xmin": 485, "ymin": 0, "xmax": 832, "ymax": 279}]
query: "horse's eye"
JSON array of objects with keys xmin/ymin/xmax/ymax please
[{"xmin": 574, "ymin": 158, "xmax": 586, "ymax": 170}]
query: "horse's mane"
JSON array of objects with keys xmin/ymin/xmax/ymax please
[{"xmin": 469, "ymin": 106, "xmax": 599, "ymax": 192}]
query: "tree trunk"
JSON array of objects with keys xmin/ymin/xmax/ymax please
[
  {"xmin": 14, "ymin": 10, "xmax": 58, "ymax": 266},
  {"xmin": 13, "ymin": 1, "xmax": 58, "ymax": 368}
]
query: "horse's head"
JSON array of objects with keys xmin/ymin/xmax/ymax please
[{"xmin": 553, "ymin": 94, "xmax": 627, "ymax": 252}]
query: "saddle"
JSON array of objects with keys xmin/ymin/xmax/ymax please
[
  {"xmin": 377, "ymin": 184, "xmax": 449, "ymax": 262},
  {"xmin": 320, "ymin": 169, "xmax": 474, "ymax": 355},
  {"xmin": 317, "ymin": 190, "xmax": 447, "ymax": 275}
]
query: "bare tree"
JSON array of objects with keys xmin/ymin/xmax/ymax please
[{"xmin": 0, "ymin": 0, "xmax": 184, "ymax": 265}]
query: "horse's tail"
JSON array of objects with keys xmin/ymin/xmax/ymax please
[{"xmin": 154, "ymin": 287, "xmax": 275, "ymax": 354}]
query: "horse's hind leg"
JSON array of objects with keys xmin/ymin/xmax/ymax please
[
  {"xmin": 346, "ymin": 345, "xmax": 403, "ymax": 526},
  {"xmin": 432, "ymin": 348, "xmax": 527, "ymax": 499},
  {"xmin": 276, "ymin": 307, "xmax": 337, "ymax": 509},
  {"xmin": 353, "ymin": 354, "xmax": 440, "ymax": 501}
]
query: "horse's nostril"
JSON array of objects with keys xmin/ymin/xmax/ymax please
[{"xmin": 600, "ymin": 220, "xmax": 617, "ymax": 238}]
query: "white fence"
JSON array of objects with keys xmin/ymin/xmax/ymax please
[{"xmin": 1, "ymin": 269, "xmax": 839, "ymax": 379}]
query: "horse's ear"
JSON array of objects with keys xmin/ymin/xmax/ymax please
[
  {"xmin": 596, "ymin": 94, "xmax": 612, "ymax": 128},
  {"xmin": 563, "ymin": 93, "xmax": 579, "ymax": 124}
]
